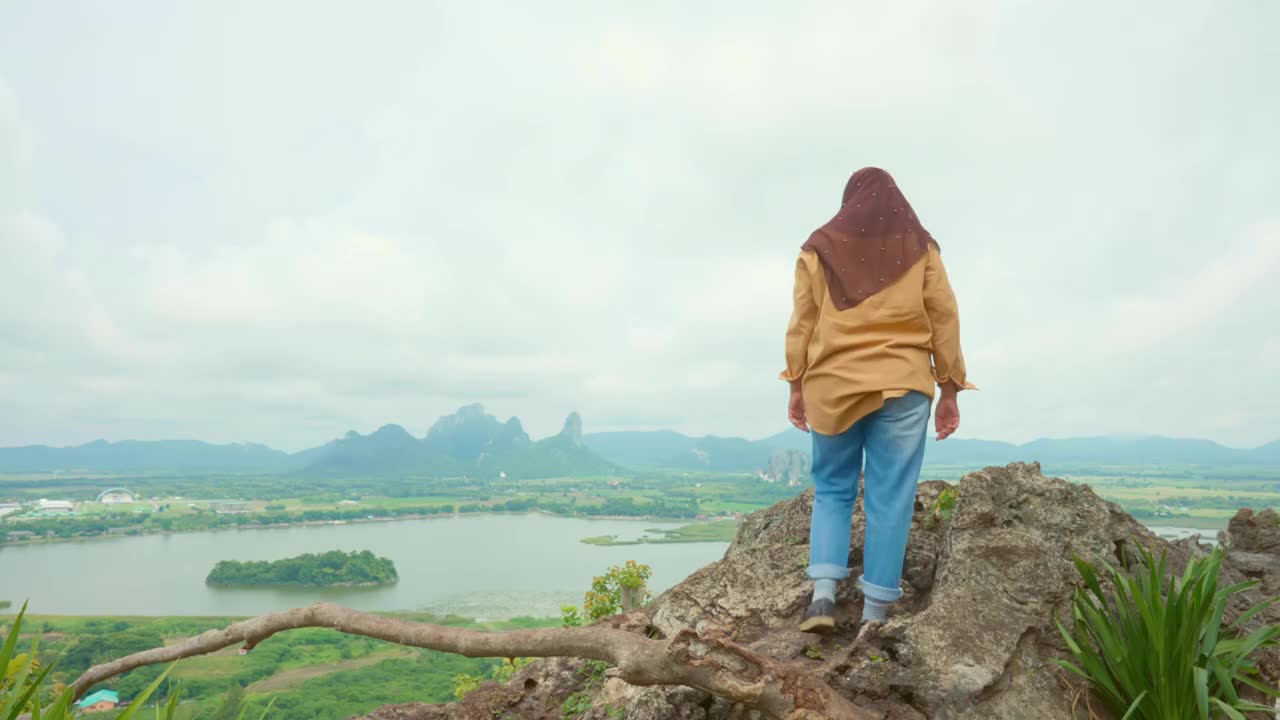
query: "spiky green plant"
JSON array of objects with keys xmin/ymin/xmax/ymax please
[{"xmin": 1056, "ymin": 545, "xmax": 1280, "ymax": 719}]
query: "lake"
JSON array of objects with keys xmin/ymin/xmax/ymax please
[
  {"xmin": 1148, "ymin": 525, "xmax": 1220, "ymax": 545},
  {"xmin": 1, "ymin": 515, "xmax": 1218, "ymax": 618},
  {"xmin": 0, "ymin": 514, "xmax": 730, "ymax": 618}
]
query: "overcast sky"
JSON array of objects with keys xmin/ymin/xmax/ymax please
[{"xmin": 1, "ymin": 2, "xmax": 1277, "ymax": 452}]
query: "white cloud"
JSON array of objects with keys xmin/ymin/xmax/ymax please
[
  {"xmin": 1096, "ymin": 222, "xmax": 1280, "ymax": 351},
  {"xmin": 0, "ymin": 2, "xmax": 1277, "ymax": 450},
  {"xmin": 0, "ymin": 75, "xmax": 29, "ymax": 208}
]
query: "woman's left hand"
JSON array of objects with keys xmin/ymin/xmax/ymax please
[
  {"xmin": 788, "ymin": 383, "xmax": 809, "ymax": 432},
  {"xmin": 935, "ymin": 391, "xmax": 960, "ymax": 440}
]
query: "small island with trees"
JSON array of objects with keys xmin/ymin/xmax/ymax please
[{"xmin": 206, "ymin": 550, "xmax": 399, "ymax": 588}]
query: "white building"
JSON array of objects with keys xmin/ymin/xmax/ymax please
[
  {"xmin": 37, "ymin": 499, "xmax": 74, "ymax": 514},
  {"xmin": 209, "ymin": 500, "xmax": 253, "ymax": 514},
  {"xmin": 98, "ymin": 488, "xmax": 138, "ymax": 504}
]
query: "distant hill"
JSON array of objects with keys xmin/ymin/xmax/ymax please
[
  {"xmin": 295, "ymin": 405, "xmax": 616, "ymax": 479},
  {"xmin": 1250, "ymin": 440, "xmax": 1280, "ymax": 465},
  {"xmin": 747, "ymin": 430, "xmax": 1280, "ymax": 470},
  {"xmin": 0, "ymin": 439, "xmax": 301, "ymax": 474},
  {"xmin": 581, "ymin": 431, "xmax": 774, "ymax": 472},
  {"xmin": 582, "ymin": 429, "xmax": 1029, "ymax": 472},
  {"xmin": 581, "ymin": 430, "xmax": 700, "ymax": 468},
  {"xmin": 299, "ymin": 424, "xmax": 467, "ymax": 477},
  {"xmin": 421, "ymin": 404, "xmax": 526, "ymax": 462},
  {"xmin": 481, "ymin": 412, "xmax": 616, "ymax": 478}
]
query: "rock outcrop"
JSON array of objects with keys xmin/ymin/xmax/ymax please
[
  {"xmin": 759, "ymin": 449, "xmax": 810, "ymax": 486},
  {"xmin": 559, "ymin": 412, "xmax": 585, "ymax": 446},
  {"xmin": 362, "ymin": 463, "xmax": 1280, "ymax": 720},
  {"xmin": 1224, "ymin": 507, "xmax": 1280, "ymax": 553},
  {"xmin": 1222, "ymin": 507, "xmax": 1280, "ymax": 597}
]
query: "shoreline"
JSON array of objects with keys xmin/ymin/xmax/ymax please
[
  {"xmin": 1, "ymin": 609, "xmax": 565, "ymax": 626},
  {"xmin": 205, "ymin": 580, "xmax": 397, "ymax": 590},
  {"xmin": 0, "ymin": 508, "xmax": 714, "ymax": 549},
  {"xmin": 3, "ymin": 500, "xmax": 1228, "ymax": 551}
]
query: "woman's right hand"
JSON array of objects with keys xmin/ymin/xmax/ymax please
[{"xmin": 788, "ymin": 382, "xmax": 809, "ymax": 433}]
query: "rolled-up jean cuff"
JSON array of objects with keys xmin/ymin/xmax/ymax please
[
  {"xmin": 858, "ymin": 576, "xmax": 903, "ymax": 602},
  {"xmin": 807, "ymin": 563, "xmax": 850, "ymax": 581}
]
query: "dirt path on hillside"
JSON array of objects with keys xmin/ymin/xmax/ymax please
[{"xmin": 246, "ymin": 649, "xmax": 419, "ymax": 694}]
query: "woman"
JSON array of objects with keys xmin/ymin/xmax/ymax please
[{"xmin": 780, "ymin": 167, "xmax": 974, "ymax": 633}]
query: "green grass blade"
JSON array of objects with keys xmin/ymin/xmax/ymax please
[
  {"xmin": 1225, "ymin": 625, "xmax": 1280, "ymax": 673},
  {"xmin": 1210, "ymin": 698, "xmax": 1246, "ymax": 720},
  {"xmin": 1236, "ymin": 672, "xmax": 1280, "ymax": 698},
  {"xmin": 1228, "ymin": 597, "xmax": 1277, "ymax": 630},
  {"xmin": 1210, "ymin": 659, "xmax": 1240, "ymax": 703},
  {"xmin": 1051, "ymin": 658, "xmax": 1091, "ymax": 681},
  {"xmin": 1075, "ymin": 557, "xmax": 1107, "ymax": 601},
  {"xmin": 161, "ymin": 682, "xmax": 182, "ymax": 720},
  {"xmin": 0, "ymin": 602, "xmax": 28, "ymax": 673},
  {"xmin": 1119, "ymin": 690, "xmax": 1147, "ymax": 720},
  {"xmin": 1217, "ymin": 580, "xmax": 1258, "ymax": 598},
  {"xmin": 1194, "ymin": 666, "xmax": 1209, "ymax": 720},
  {"xmin": 114, "ymin": 664, "xmax": 176, "ymax": 720}
]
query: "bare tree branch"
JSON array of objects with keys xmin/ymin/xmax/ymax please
[{"xmin": 65, "ymin": 602, "xmax": 877, "ymax": 720}]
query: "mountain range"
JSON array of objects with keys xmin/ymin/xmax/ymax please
[
  {"xmin": 0, "ymin": 404, "xmax": 612, "ymax": 479},
  {"xmin": 1, "ymin": 405, "xmax": 1277, "ymax": 476},
  {"xmin": 298, "ymin": 405, "xmax": 613, "ymax": 479}
]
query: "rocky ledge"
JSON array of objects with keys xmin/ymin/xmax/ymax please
[{"xmin": 361, "ymin": 462, "xmax": 1280, "ymax": 720}]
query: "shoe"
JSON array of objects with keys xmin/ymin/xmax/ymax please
[{"xmin": 799, "ymin": 598, "xmax": 836, "ymax": 633}]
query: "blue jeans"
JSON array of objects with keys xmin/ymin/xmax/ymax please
[{"xmin": 808, "ymin": 391, "xmax": 930, "ymax": 603}]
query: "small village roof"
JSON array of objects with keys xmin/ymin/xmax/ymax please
[{"xmin": 76, "ymin": 689, "xmax": 119, "ymax": 707}]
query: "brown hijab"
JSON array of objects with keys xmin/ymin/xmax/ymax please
[{"xmin": 801, "ymin": 167, "xmax": 938, "ymax": 311}]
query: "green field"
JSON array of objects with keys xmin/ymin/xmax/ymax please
[
  {"xmin": 582, "ymin": 520, "xmax": 740, "ymax": 546},
  {"xmin": 0, "ymin": 469, "xmax": 793, "ymax": 546},
  {"xmin": 6, "ymin": 611, "xmax": 558, "ymax": 720},
  {"xmin": 1063, "ymin": 473, "xmax": 1280, "ymax": 529},
  {"xmin": 5, "ymin": 465, "xmax": 1280, "ymax": 548},
  {"xmin": 920, "ymin": 464, "xmax": 1280, "ymax": 530}
]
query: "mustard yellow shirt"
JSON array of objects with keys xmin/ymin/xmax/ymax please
[{"xmin": 780, "ymin": 245, "xmax": 974, "ymax": 435}]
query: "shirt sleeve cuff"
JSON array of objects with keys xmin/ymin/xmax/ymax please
[
  {"xmin": 778, "ymin": 369, "xmax": 804, "ymax": 383},
  {"xmin": 932, "ymin": 368, "xmax": 977, "ymax": 391}
]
